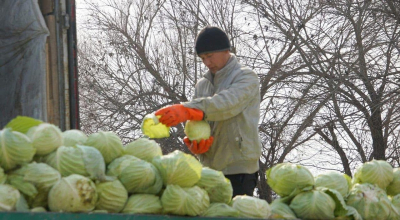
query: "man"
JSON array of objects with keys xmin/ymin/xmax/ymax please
[{"xmin": 155, "ymin": 26, "xmax": 262, "ymax": 197}]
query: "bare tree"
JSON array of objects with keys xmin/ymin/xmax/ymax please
[
  {"xmin": 244, "ymin": 0, "xmax": 400, "ymax": 176},
  {"xmin": 78, "ymin": 0, "xmax": 193, "ymax": 153}
]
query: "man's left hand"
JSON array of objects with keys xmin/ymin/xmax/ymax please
[{"xmin": 183, "ymin": 136, "xmax": 214, "ymax": 154}]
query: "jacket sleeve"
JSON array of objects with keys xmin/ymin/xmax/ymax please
[{"xmin": 182, "ymin": 69, "xmax": 260, "ymax": 121}]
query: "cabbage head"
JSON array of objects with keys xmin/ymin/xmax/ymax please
[
  {"xmin": 0, "ymin": 166, "xmax": 6, "ymax": 184},
  {"xmin": 387, "ymin": 168, "xmax": 400, "ymax": 196},
  {"xmin": 288, "ymin": 187, "xmax": 358, "ymax": 220},
  {"xmin": 289, "ymin": 188, "xmax": 335, "ymax": 220},
  {"xmin": 231, "ymin": 195, "xmax": 271, "ymax": 219},
  {"xmin": 124, "ymin": 138, "xmax": 162, "ymax": 162},
  {"xmin": 152, "ymin": 150, "xmax": 202, "ymax": 187},
  {"xmin": 269, "ymin": 201, "xmax": 297, "ymax": 219},
  {"xmin": 346, "ymin": 183, "xmax": 392, "ymax": 220},
  {"xmin": 7, "ymin": 162, "xmax": 61, "ymax": 208},
  {"xmin": 352, "ymin": 160, "xmax": 393, "ymax": 190},
  {"xmin": 48, "ymin": 174, "xmax": 98, "ymax": 212},
  {"xmin": 266, "ymin": 163, "xmax": 314, "ymax": 197},
  {"xmin": 26, "ymin": 123, "xmax": 63, "ymax": 155},
  {"xmin": 391, "ymin": 194, "xmax": 400, "ymax": 212},
  {"xmin": 122, "ymin": 194, "xmax": 162, "ymax": 214},
  {"xmin": 196, "ymin": 167, "xmax": 233, "ymax": 204},
  {"xmin": 141, "ymin": 114, "xmax": 170, "ymax": 138},
  {"xmin": 201, "ymin": 203, "xmax": 240, "ymax": 217},
  {"xmin": 107, "ymin": 155, "xmax": 162, "ymax": 194},
  {"xmin": 95, "ymin": 179, "xmax": 128, "ymax": 213},
  {"xmin": 161, "ymin": 184, "xmax": 210, "ymax": 216},
  {"xmin": 0, "ymin": 184, "xmax": 29, "ymax": 212},
  {"xmin": 0, "ymin": 128, "xmax": 36, "ymax": 171},
  {"xmin": 315, "ymin": 170, "xmax": 352, "ymax": 197},
  {"xmin": 319, "ymin": 187, "xmax": 363, "ymax": 220},
  {"xmin": 84, "ymin": 131, "xmax": 124, "ymax": 164},
  {"xmin": 184, "ymin": 120, "xmax": 211, "ymax": 141},
  {"xmin": 45, "ymin": 145, "xmax": 110, "ymax": 181},
  {"xmin": 63, "ymin": 129, "xmax": 87, "ymax": 146}
]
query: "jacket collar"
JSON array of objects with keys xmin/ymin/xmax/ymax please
[{"xmin": 204, "ymin": 54, "xmax": 238, "ymax": 83}]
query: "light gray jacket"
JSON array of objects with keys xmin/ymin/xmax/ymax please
[{"xmin": 182, "ymin": 55, "xmax": 262, "ymax": 175}]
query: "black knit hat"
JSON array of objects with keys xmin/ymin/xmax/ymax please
[{"xmin": 195, "ymin": 26, "xmax": 231, "ymax": 55}]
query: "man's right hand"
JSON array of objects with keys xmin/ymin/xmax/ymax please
[
  {"xmin": 155, "ymin": 104, "xmax": 203, "ymax": 127},
  {"xmin": 183, "ymin": 136, "xmax": 214, "ymax": 154}
]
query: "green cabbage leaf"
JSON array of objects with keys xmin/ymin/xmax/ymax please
[
  {"xmin": 231, "ymin": 195, "xmax": 271, "ymax": 219},
  {"xmin": 95, "ymin": 179, "xmax": 128, "ymax": 213},
  {"xmin": 0, "ymin": 184, "xmax": 29, "ymax": 212},
  {"xmin": 63, "ymin": 129, "xmax": 87, "ymax": 147},
  {"xmin": 161, "ymin": 184, "xmax": 210, "ymax": 216},
  {"xmin": 0, "ymin": 128, "xmax": 36, "ymax": 171},
  {"xmin": 346, "ymin": 183, "xmax": 392, "ymax": 220},
  {"xmin": 201, "ymin": 203, "xmax": 240, "ymax": 217},
  {"xmin": 387, "ymin": 168, "xmax": 400, "ymax": 196},
  {"xmin": 152, "ymin": 150, "xmax": 202, "ymax": 187},
  {"xmin": 124, "ymin": 138, "xmax": 162, "ymax": 162},
  {"xmin": 84, "ymin": 131, "xmax": 124, "ymax": 164},
  {"xmin": 107, "ymin": 155, "xmax": 162, "ymax": 194},
  {"xmin": 122, "ymin": 194, "xmax": 162, "ymax": 214},
  {"xmin": 196, "ymin": 167, "xmax": 232, "ymax": 204},
  {"xmin": 7, "ymin": 162, "xmax": 61, "ymax": 208},
  {"xmin": 266, "ymin": 163, "xmax": 314, "ymax": 197},
  {"xmin": 269, "ymin": 200, "xmax": 297, "ymax": 219},
  {"xmin": 315, "ymin": 170, "xmax": 351, "ymax": 197},
  {"xmin": 48, "ymin": 174, "xmax": 98, "ymax": 212},
  {"xmin": 352, "ymin": 160, "xmax": 393, "ymax": 190},
  {"xmin": 26, "ymin": 123, "xmax": 63, "ymax": 155},
  {"xmin": 45, "ymin": 145, "xmax": 110, "ymax": 181}
]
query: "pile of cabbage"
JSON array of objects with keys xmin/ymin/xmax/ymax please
[
  {"xmin": 2, "ymin": 116, "xmax": 400, "ymax": 220},
  {"xmin": 0, "ymin": 116, "xmax": 270, "ymax": 218},
  {"xmin": 266, "ymin": 160, "xmax": 400, "ymax": 220}
]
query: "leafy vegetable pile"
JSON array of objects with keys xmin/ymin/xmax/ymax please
[
  {"xmin": 266, "ymin": 161, "xmax": 400, "ymax": 220},
  {"xmin": 1, "ymin": 116, "xmax": 399, "ymax": 220},
  {"xmin": 0, "ymin": 116, "xmax": 268, "ymax": 218}
]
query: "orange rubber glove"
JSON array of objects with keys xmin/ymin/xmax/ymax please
[
  {"xmin": 155, "ymin": 104, "xmax": 203, "ymax": 127},
  {"xmin": 183, "ymin": 136, "xmax": 214, "ymax": 154}
]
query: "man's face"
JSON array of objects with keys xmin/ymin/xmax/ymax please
[{"xmin": 199, "ymin": 50, "xmax": 230, "ymax": 74}]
